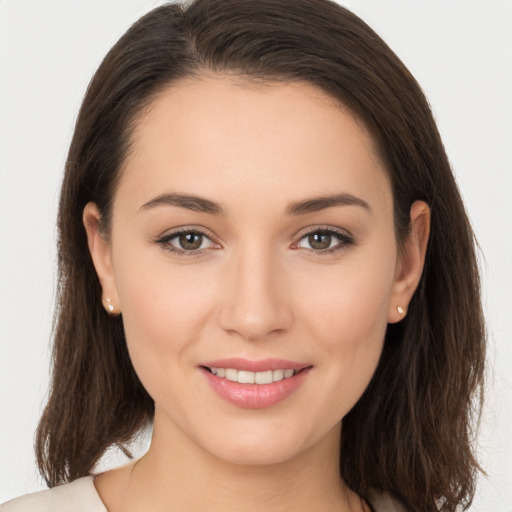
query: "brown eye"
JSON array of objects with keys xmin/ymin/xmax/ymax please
[
  {"xmin": 178, "ymin": 232, "xmax": 204, "ymax": 250},
  {"xmin": 296, "ymin": 228, "xmax": 354, "ymax": 254},
  {"xmin": 307, "ymin": 232, "xmax": 332, "ymax": 250},
  {"xmin": 156, "ymin": 229, "xmax": 216, "ymax": 255}
]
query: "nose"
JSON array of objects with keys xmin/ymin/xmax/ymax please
[{"xmin": 218, "ymin": 242, "xmax": 293, "ymax": 341}]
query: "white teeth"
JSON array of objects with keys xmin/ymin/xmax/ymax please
[
  {"xmin": 273, "ymin": 369, "xmax": 284, "ymax": 382},
  {"xmin": 238, "ymin": 370, "xmax": 255, "ymax": 384},
  {"xmin": 208, "ymin": 367, "xmax": 298, "ymax": 383},
  {"xmin": 225, "ymin": 368, "xmax": 238, "ymax": 382},
  {"xmin": 255, "ymin": 370, "xmax": 273, "ymax": 384}
]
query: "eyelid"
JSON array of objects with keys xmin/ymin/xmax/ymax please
[
  {"xmin": 154, "ymin": 224, "xmax": 355, "ymax": 257},
  {"xmin": 291, "ymin": 225, "xmax": 355, "ymax": 254},
  {"xmin": 155, "ymin": 225, "xmax": 216, "ymax": 241},
  {"xmin": 293, "ymin": 224, "xmax": 353, "ymax": 240},
  {"xmin": 154, "ymin": 226, "xmax": 221, "ymax": 257}
]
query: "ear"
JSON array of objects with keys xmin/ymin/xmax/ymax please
[
  {"xmin": 388, "ymin": 200, "xmax": 430, "ymax": 323},
  {"xmin": 83, "ymin": 202, "xmax": 120, "ymax": 315}
]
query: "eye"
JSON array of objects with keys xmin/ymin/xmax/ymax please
[
  {"xmin": 294, "ymin": 228, "xmax": 354, "ymax": 254},
  {"xmin": 155, "ymin": 228, "xmax": 218, "ymax": 255}
]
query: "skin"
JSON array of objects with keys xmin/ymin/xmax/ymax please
[{"xmin": 84, "ymin": 76, "xmax": 430, "ymax": 512}]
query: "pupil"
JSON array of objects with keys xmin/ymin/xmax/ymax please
[
  {"xmin": 309, "ymin": 232, "xmax": 331, "ymax": 250},
  {"xmin": 179, "ymin": 232, "xmax": 202, "ymax": 250}
]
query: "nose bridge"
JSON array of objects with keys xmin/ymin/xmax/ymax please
[{"xmin": 218, "ymin": 238, "xmax": 292, "ymax": 340}]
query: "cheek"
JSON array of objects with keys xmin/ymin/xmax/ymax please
[
  {"xmin": 110, "ymin": 243, "xmax": 217, "ymax": 395},
  {"xmin": 298, "ymin": 251, "xmax": 396, "ymax": 413},
  {"xmin": 302, "ymin": 251, "xmax": 395, "ymax": 347}
]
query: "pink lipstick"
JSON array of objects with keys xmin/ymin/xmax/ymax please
[{"xmin": 199, "ymin": 358, "xmax": 312, "ymax": 409}]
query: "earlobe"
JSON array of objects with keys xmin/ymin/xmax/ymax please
[
  {"xmin": 82, "ymin": 202, "xmax": 120, "ymax": 315},
  {"xmin": 388, "ymin": 200, "xmax": 430, "ymax": 323}
]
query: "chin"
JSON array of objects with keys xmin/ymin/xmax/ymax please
[
  {"xmin": 209, "ymin": 438, "xmax": 304, "ymax": 467},
  {"xmin": 193, "ymin": 418, "xmax": 328, "ymax": 468}
]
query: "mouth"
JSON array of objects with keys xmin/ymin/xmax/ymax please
[
  {"xmin": 201, "ymin": 366, "xmax": 304, "ymax": 384},
  {"xmin": 199, "ymin": 359, "xmax": 313, "ymax": 409}
]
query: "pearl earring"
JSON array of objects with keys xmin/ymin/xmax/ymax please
[
  {"xmin": 105, "ymin": 298, "xmax": 119, "ymax": 316},
  {"xmin": 397, "ymin": 305, "xmax": 404, "ymax": 315}
]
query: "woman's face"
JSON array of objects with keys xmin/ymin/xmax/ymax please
[{"xmin": 86, "ymin": 76, "xmax": 423, "ymax": 466}]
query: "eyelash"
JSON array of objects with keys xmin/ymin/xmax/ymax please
[
  {"xmin": 155, "ymin": 228, "xmax": 216, "ymax": 258},
  {"xmin": 154, "ymin": 226, "xmax": 355, "ymax": 257},
  {"xmin": 293, "ymin": 227, "xmax": 355, "ymax": 254}
]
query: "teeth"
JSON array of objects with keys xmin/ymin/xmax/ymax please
[
  {"xmin": 255, "ymin": 370, "xmax": 273, "ymax": 384},
  {"xmin": 273, "ymin": 369, "xmax": 284, "ymax": 382},
  {"xmin": 238, "ymin": 370, "xmax": 255, "ymax": 384},
  {"xmin": 225, "ymin": 368, "xmax": 238, "ymax": 382},
  {"xmin": 209, "ymin": 367, "xmax": 298, "ymax": 384}
]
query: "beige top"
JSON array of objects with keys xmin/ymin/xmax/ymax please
[
  {"xmin": 0, "ymin": 476, "xmax": 405, "ymax": 511},
  {"xmin": 0, "ymin": 478, "xmax": 106, "ymax": 512}
]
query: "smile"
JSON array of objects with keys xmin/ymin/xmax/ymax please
[
  {"xmin": 200, "ymin": 359, "xmax": 312, "ymax": 409},
  {"xmin": 206, "ymin": 367, "xmax": 296, "ymax": 384}
]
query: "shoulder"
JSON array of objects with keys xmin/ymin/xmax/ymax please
[
  {"xmin": 369, "ymin": 490, "xmax": 408, "ymax": 512},
  {"xmin": 0, "ymin": 477, "xmax": 107, "ymax": 512}
]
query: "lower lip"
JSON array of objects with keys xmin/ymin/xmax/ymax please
[{"xmin": 201, "ymin": 367, "xmax": 312, "ymax": 409}]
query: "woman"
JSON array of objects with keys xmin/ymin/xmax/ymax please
[{"xmin": 0, "ymin": 0, "xmax": 485, "ymax": 510}]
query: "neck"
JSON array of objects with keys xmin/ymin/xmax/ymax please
[{"xmin": 97, "ymin": 410, "xmax": 363, "ymax": 512}]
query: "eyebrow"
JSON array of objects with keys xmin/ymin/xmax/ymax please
[
  {"xmin": 139, "ymin": 193, "xmax": 225, "ymax": 215},
  {"xmin": 285, "ymin": 193, "xmax": 370, "ymax": 215},
  {"xmin": 138, "ymin": 192, "xmax": 370, "ymax": 216}
]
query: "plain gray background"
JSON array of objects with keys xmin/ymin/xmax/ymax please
[{"xmin": 1, "ymin": 1, "xmax": 511, "ymax": 509}]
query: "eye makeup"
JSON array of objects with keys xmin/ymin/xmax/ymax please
[{"xmin": 153, "ymin": 225, "xmax": 356, "ymax": 257}]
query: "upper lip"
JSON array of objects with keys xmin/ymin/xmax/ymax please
[{"xmin": 199, "ymin": 358, "xmax": 311, "ymax": 372}]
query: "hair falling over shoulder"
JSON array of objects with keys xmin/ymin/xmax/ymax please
[{"xmin": 35, "ymin": 1, "xmax": 486, "ymax": 510}]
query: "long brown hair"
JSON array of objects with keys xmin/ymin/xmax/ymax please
[{"xmin": 35, "ymin": 1, "xmax": 486, "ymax": 510}]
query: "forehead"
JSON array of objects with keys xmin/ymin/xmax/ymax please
[{"xmin": 117, "ymin": 75, "xmax": 391, "ymax": 214}]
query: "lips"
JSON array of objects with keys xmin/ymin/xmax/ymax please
[{"xmin": 199, "ymin": 358, "xmax": 312, "ymax": 409}]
